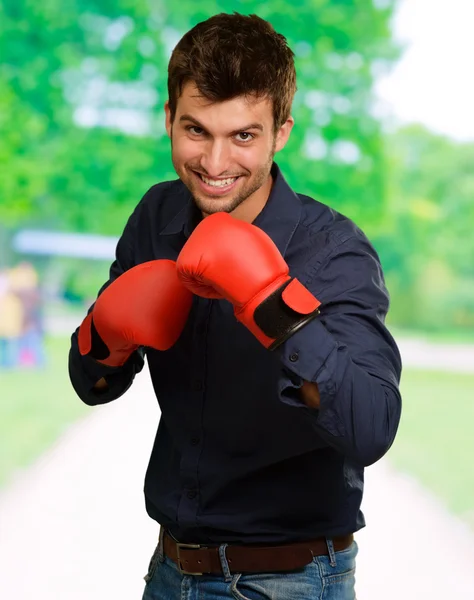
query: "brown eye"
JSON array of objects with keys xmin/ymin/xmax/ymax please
[
  {"xmin": 235, "ymin": 132, "xmax": 254, "ymax": 142},
  {"xmin": 188, "ymin": 126, "xmax": 204, "ymax": 135}
]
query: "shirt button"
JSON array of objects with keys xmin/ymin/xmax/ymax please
[
  {"xmin": 187, "ymin": 490, "xmax": 197, "ymax": 499},
  {"xmin": 289, "ymin": 352, "xmax": 299, "ymax": 362},
  {"xmin": 191, "ymin": 437, "xmax": 200, "ymax": 446},
  {"xmin": 193, "ymin": 380, "xmax": 203, "ymax": 391}
]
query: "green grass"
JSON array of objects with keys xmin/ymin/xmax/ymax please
[
  {"xmin": 0, "ymin": 335, "xmax": 89, "ymax": 487},
  {"xmin": 389, "ymin": 325, "xmax": 474, "ymax": 344},
  {"xmin": 389, "ymin": 369, "xmax": 474, "ymax": 528}
]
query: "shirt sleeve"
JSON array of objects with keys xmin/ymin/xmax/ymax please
[
  {"xmin": 68, "ymin": 202, "xmax": 145, "ymax": 406},
  {"xmin": 277, "ymin": 234, "xmax": 402, "ymax": 467}
]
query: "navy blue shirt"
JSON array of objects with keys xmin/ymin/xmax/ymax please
[{"xmin": 69, "ymin": 163, "xmax": 402, "ymax": 545}]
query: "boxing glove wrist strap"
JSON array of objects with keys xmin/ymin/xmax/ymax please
[{"xmin": 243, "ymin": 278, "xmax": 321, "ymax": 350}]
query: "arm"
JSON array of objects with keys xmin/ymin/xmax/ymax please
[
  {"xmin": 69, "ymin": 213, "xmax": 193, "ymax": 406},
  {"xmin": 176, "ymin": 212, "xmax": 401, "ymax": 466},
  {"xmin": 278, "ymin": 236, "xmax": 402, "ymax": 466},
  {"xmin": 68, "ymin": 335, "xmax": 145, "ymax": 406},
  {"xmin": 68, "ymin": 204, "xmax": 144, "ymax": 406}
]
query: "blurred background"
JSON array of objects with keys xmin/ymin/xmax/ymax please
[{"xmin": 0, "ymin": 0, "xmax": 473, "ymax": 598}]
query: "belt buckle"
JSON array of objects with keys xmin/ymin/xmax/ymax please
[{"xmin": 176, "ymin": 542, "xmax": 203, "ymax": 576}]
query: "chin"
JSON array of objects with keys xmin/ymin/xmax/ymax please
[{"xmin": 194, "ymin": 196, "xmax": 241, "ymax": 215}]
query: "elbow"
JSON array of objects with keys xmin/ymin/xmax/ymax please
[
  {"xmin": 351, "ymin": 439, "xmax": 394, "ymax": 467},
  {"xmin": 350, "ymin": 388, "xmax": 402, "ymax": 467},
  {"xmin": 314, "ymin": 367, "xmax": 402, "ymax": 466}
]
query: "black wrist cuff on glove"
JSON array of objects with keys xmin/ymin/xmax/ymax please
[
  {"xmin": 88, "ymin": 316, "xmax": 111, "ymax": 361},
  {"xmin": 253, "ymin": 279, "xmax": 320, "ymax": 351}
]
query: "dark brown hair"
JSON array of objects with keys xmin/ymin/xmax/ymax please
[{"xmin": 167, "ymin": 13, "xmax": 297, "ymax": 131}]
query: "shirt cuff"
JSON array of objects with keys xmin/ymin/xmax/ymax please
[
  {"xmin": 79, "ymin": 352, "xmax": 121, "ymax": 381},
  {"xmin": 277, "ymin": 318, "xmax": 345, "ymax": 436},
  {"xmin": 69, "ymin": 329, "xmax": 145, "ymax": 404}
]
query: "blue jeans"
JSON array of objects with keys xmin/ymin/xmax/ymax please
[{"xmin": 142, "ymin": 535, "xmax": 358, "ymax": 599}]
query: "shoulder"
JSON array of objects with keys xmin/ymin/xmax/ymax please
[
  {"xmin": 290, "ymin": 196, "xmax": 389, "ymax": 314},
  {"xmin": 134, "ymin": 178, "xmax": 189, "ymax": 229},
  {"xmin": 297, "ymin": 193, "xmax": 381, "ymax": 263}
]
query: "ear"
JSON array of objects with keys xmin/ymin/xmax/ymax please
[
  {"xmin": 274, "ymin": 116, "xmax": 295, "ymax": 153},
  {"xmin": 164, "ymin": 100, "xmax": 172, "ymax": 138}
]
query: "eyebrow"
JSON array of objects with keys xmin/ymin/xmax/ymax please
[{"xmin": 179, "ymin": 114, "xmax": 264, "ymax": 134}]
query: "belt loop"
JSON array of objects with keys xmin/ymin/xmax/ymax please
[
  {"xmin": 158, "ymin": 526, "xmax": 165, "ymax": 563},
  {"xmin": 218, "ymin": 543, "xmax": 233, "ymax": 582},
  {"xmin": 325, "ymin": 538, "xmax": 337, "ymax": 568}
]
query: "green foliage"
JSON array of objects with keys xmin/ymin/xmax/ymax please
[
  {"xmin": 379, "ymin": 125, "xmax": 474, "ymax": 331},
  {"xmin": 0, "ymin": 335, "xmax": 88, "ymax": 487},
  {"xmin": 0, "ymin": 0, "xmax": 174, "ymax": 231},
  {"xmin": 4, "ymin": 0, "xmax": 471, "ymax": 333},
  {"xmin": 164, "ymin": 0, "xmax": 399, "ymax": 229},
  {"xmin": 0, "ymin": 0, "xmax": 397, "ymax": 236}
]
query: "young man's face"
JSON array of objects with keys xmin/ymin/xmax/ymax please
[{"xmin": 165, "ymin": 82, "xmax": 293, "ymax": 218}]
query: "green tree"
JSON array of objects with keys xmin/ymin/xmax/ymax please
[
  {"xmin": 378, "ymin": 125, "xmax": 474, "ymax": 331},
  {"xmin": 0, "ymin": 0, "xmax": 398, "ymax": 237}
]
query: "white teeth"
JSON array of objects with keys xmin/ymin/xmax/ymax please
[{"xmin": 201, "ymin": 175, "xmax": 237, "ymax": 187}]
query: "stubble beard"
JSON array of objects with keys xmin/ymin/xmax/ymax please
[{"xmin": 171, "ymin": 135, "xmax": 276, "ymax": 215}]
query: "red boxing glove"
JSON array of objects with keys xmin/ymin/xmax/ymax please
[
  {"xmin": 78, "ymin": 260, "xmax": 193, "ymax": 366},
  {"xmin": 176, "ymin": 213, "xmax": 321, "ymax": 349}
]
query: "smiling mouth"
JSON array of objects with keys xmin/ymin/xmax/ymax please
[{"xmin": 193, "ymin": 171, "xmax": 240, "ymax": 188}]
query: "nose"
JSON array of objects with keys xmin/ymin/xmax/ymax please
[{"xmin": 200, "ymin": 139, "xmax": 232, "ymax": 177}]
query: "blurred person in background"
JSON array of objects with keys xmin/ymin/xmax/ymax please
[
  {"xmin": 69, "ymin": 13, "xmax": 402, "ymax": 600},
  {"xmin": 0, "ymin": 268, "xmax": 24, "ymax": 369},
  {"xmin": 8, "ymin": 262, "xmax": 46, "ymax": 369}
]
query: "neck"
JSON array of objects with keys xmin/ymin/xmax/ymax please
[{"xmin": 231, "ymin": 173, "xmax": 274, "ymax": 224}]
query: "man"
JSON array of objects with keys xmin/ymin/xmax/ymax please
[{"xmin": 69, "ymin": 12, "xmax": 402, "ymax": 600}]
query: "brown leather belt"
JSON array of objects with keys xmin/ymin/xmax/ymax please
[{"xmin": 163, "ymin": 530, "xmax": 354, "ymax": 575}]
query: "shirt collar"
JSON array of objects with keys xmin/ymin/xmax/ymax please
[
  {"xmin": 251, "ymin": 163, "xmax": 302, "ymax": 256},
  {"xmin": 158, "ymin": 185, "xmax": 192, "ymax": 236},
  {"xmin": 159, "ymin": 163, "xmax": 303, "ymax": 256}
]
